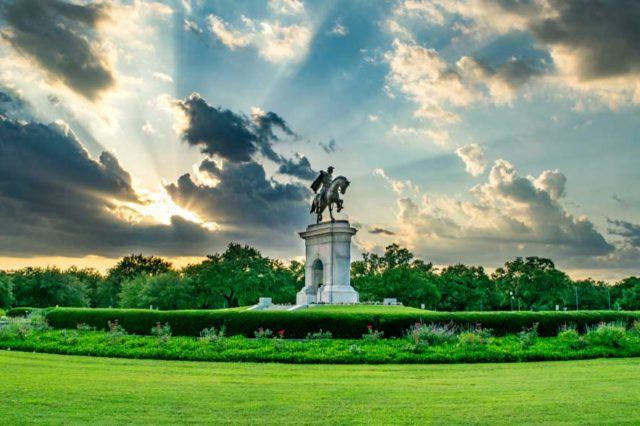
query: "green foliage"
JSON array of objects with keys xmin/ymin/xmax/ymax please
[
  {"xmin": 199, "ymin": 326, "xmax": 226, "ymax": 343},
  {"xmin": 585, "ymin": 322, "xmax": 627, "ymax": 348},
  {"xmin": 254, "ymin": 327, "xmax": 273, "ymax": 339},
  {"xmin": 458, "ymin": 327, "xmax": 492, "ymax": 348},
  {"xmin": 184, "ymin": 243, "xmax": 299, "ymax": 309},
  {"xmin": 97, "ymin": 254, "xmax": 173, "ymax": 308},
  {"xmin": 11, "ymin": 267, "xmax": 88, "ymax": 308},
  {"xmin": 362, "ymin": 324, "xmax": 384, "ymax": 341},
  {"xmin": 352, "ymin": 244, "xmax": 439, "ymax": 308},
  {"xmin": 4, "ymin": 327, "xmax": 640, "ymax": 365},
  {"xmin": 0, "ymin": 309, "xmax": 5, "ymax": 317},
  {"xmin": 493, "ymin": 257, "xmax": 572, "ymax": 311},
  {"xmin": 150, "ymin": 322, "xmax": 172, "ymax": 344},
  {"xmin": 439, "ymin": 265, "xmax": 498, "ymax": 311},
  {"xmin": 305, "ymin": 329, "xmax": 333, "ymax": 340},
  {"xmin": 0, "ymin": 274, "xmax": 14, "ymax": 309},
  {"xmin": 43, "ymin": 307, "xmax": 640, "ymax": 339},
  {"xmin": 119, "ymin": 272, "xmax": 194, "ymax": 310},
  {"xmin": 518, "ymin": 323, "xmax": 539, "ymax": 349},
  {"xmin": 406, "ymin": 322, "xmax": 457, "ymax": 346}
]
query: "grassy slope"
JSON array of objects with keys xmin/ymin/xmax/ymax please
[{"xmin": 1, "ymin": 351, "xmax": 639, "ymax": 424}]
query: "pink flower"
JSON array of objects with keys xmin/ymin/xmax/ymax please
[
  {"xmin": 278, "ymin": 329, "xmax": 285, "ymax": 338},
  {"xmin": 367, "ymin": 324, "xmax": 373, "ymax": 330}
]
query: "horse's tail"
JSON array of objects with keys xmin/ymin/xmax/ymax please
[{"xmin": 310, "ymin": 196, "xmax": 316, "ymax": 213}]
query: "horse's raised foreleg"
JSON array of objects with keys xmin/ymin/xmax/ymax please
[{"xmin": 337, "ymin": 199, "xmax": 344, "ymax": 212}]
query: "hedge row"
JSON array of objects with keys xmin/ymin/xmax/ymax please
[
  {"xmin": 6, "ymin": 307, "xmax": 44, "ymax": 317},
  {"xmin": 44, "ymin": 308, "xmax": 640, "ymax": 338}
]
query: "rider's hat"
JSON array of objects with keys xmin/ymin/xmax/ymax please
[{"xmin": 327, "ymin": 166, "xmax": 335, "ymax": 172}]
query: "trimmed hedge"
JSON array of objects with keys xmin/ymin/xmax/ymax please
[
  {"xmin": 44, "ymin": 308, "xmax": 640, "ymax": 338},
  {"xmin": 7, "ymin": 307, "xmax": 41, "ymax": 317}
]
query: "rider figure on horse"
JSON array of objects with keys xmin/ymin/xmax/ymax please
[
  {"xmin": 310, "ymin": 166, "xmax": 349, "ymax": 223},
  {"xmin": 311, "ymin": 166, "xmax": 343, "ymax": 213}
]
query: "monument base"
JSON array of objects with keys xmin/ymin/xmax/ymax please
[{"xmin": 297, "ymin": 220, "xmax": 359, "ymax": 305}]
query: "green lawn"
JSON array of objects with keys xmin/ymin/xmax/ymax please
[{"xmin": 1, "ymin": 351, "xmax": 639, "ymax": 424}]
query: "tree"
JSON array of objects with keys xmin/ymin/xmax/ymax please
[
  {"xmin": 119, "ymin": 272, "xmax": 194, "ymax": 310},
  {"xmin": 0, "ymin": 274, "xmax": 13, "ymax": 309},
  {"xmin": 616, "ymin": 277, "xmax": 640, "ymax": 310},
  {"xmin": 96, "ymin": 254, "xmax": 172, "ymax": 307},
  {"xmin": 183, "ymin": 243, "xmax": 296, "ymax": 308},
  {"xmin": 572, "ymin": 279, "xmax": 610, "ymax": 310},
  {"xmin": 352, "ymin": 244, "xmax": 439, "ymax": 308},
  {"xmin": 11, "ymin": 267, "xmax": 88, "ymax": 308},
  {"xmin": 611, "ymin": 277, "xmax": 640, "ymax": 310},
  {"xmin": 66, "ymin": 267, "xmax": 104, "ymax": 308},
  {"xmin": 438, "ymin": 264, "xmax": 499, "ymax": 311},
  {"xmin": 492, "ymin": 257, "xmax": 572, "ymax": 311}
]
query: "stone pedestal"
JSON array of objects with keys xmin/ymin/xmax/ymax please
[{"xmin": 296, "ymin": 220, "xmax": 359, "ymax": 305}]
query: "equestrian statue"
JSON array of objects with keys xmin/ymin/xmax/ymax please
[{"xmin": 310, "ymin": 166, "xmax": 350, "ymax": 223}]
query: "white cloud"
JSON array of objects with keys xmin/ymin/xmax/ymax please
[
  {"xmin": 152, "ymin": 72, "xmax": 173, "ymax": 83},
  {"xmin": 455, "ymin": 143, "xmax": 486, "ymax": 176},
  {"xmin": 268, "ymin": 0, "xmax": 305, "ymax": 15},
  {"xmin": 368, "ymin": 114, "xmax": 379, "ymax": 122},
  {"xmin": 329, "ymin": 21, "xmax": 348, "ymax": 37},
  {"xmin": 374, "ymin": 168, "xmax": 419, "ymax": 195},
  {"xmin": 392, "ymin": 159, "xmax": 614, "ymax": 264},
  {"xmin": 206, "ymin": 14, "xmax": 312, "ymax": 63},
  {"xmin": 390, "ymin": 125, "xmax": 451, "ymax": 148}
]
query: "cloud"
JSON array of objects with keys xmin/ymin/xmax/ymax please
[
  {"xmin": 0, "ymin": 100, "xmax": 220, "ymax": 257},
  {"xmin": 369, "ymin": 226, "xmax": 396, "ymax": 236},
  {"xmin": 319, "ymin": 138, "xmax": 336, "ymax": 153},
  {"xmin": 390, "ymin": 124, "xmax": 451, "ymax": 148},
  {"xmin": 397, "ymin": 0, "xmax": 640, "ymax": 108},
  {"xmin": 368, "ymin": 114, "xmax": 379, "ymax": 122},
  {"xmin": 374, "ymin": 168, "xmax": 419, "ymax": 195},
  {"xmin": 455, "ymin": 143, "xmax": 486, "ymax": 176},
  {"xmin": 174, "ymin": 93, "xmax": 296, "ymax": 164},
  {"xmin": 384, "ymin": 39, "xmax": 542, "ymax": 121},
  {"xmin": 391, "ymin": 159, "xmax": 614, "ymax": 264},
  {"xmin": 166, "ymin": 160, "xmax": 310, "ymax": 232},
  {"xmin": 277, "ymin": 154, "xmax": 316, "ymax": 180},
  {"xmin": 608, "ymin": 219, "xmax": 640, "ymax": 248},
  {"xmin": 329, "ymin": 21, "xmax": 348, "ymax": 36},
  {"xmin": 206, "ymin": 14, "xmax": 312, "ymax": 63},
  {"xmin": 0, "ymin": 0, "xmax": 115, "ymax": 100},
  {"xmin": 268, "ymin": 0, "xmax": 304, "ymax": 15},
  {"xmin": 184, "ymin": 18, "xmax": 203, "ymax": 34},
  {"xmin": 152, "ymin": 72, "xmax": 174, "ymax": 83}
]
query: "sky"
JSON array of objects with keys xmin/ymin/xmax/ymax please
[{"xmin": 0, "ymin": 0, "xmax": 639, "ymax": 281}]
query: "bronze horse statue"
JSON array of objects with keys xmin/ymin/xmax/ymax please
[{"xmin": 310, "ymin": 176, "xmax": 350, "ymax": 223}]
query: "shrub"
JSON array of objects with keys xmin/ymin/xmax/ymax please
[
  {"xmin": 406, "ymin": 322, "xmax": 457, "ymax": 346},
  {"xmin": 362, "ymin": 324, "xmax": 384, "ymax": 341},
  {"xmin": 585, "ymin": 322, "xmax": 626, "ymax": 348},
  {"xmin": 305, "ymin": 329, "xmax": 333, "ymax": 340},
  {"xmin": 254, "ymin": 327, "xmax": 273, "ymax": 339},
  {"xmin": 630, "ymin": 321, "xmax": 640, "ymax": 337},
  {"xmin": 518, "ymin": 323, "xmax": 538, "ymax": 349},
  {"xmin": 43, "ymin": 307, "xmax": 640, "ymax": 338},
  {"xmin": 200, "ymin": 326, "xmax": 226, "ymax": 343},
  {"xmin": 7, "ymin": 307, "xmax": 39, "ymax": 317},
  {"xmin": 76, "ymin": 322, "xmax": 95, "ymax": 332},
  {"xmin": 151, "ymin": 322, "xmax": 172, "ymax": 344},
  {"xmin": 0, "ymin": 309, "xmax": 5, "ymax": 318},
  {"xmin": 107, "ymin": 319, "xmax": 127, "ymax": 344},
  {"xmin": 458, "ymin": 326, "xmax": 492, "ymax": 348}
]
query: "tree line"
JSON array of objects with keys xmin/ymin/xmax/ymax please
[{"xmin": 0, "ymin": 243, "xmax": 638, "ymax": 311}]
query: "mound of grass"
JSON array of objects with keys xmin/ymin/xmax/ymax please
[{"xmin": 44, "ymin": 307, "xmax": 640, "ymax": 338}]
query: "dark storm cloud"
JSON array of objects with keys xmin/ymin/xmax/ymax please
[
  {"xmin": 175, "ymin": 93, "xmax": 299, "ymax": 164},
  {"xmin": 166, "ymin": 159, "xmax": 311, "ymax": 230},
  {"xmin": 607, "ymin": 219, "xmax": 640, "ymax": 248},
  {"xmin": 0, "ymin": 96, "xmax": 222, "ymax": 256},
  {"xmin": 368, "ymin": 226, "xmax": 396, "ymax": 236},
  {"xmin": 277, "ymin": 155, "xmax": 316, "ymax": 180},
  {"xmin": 0, "ymin": 0, "xmax": 114, "ymax": 100},
  {"xmin": 320, "ymin": 138, "xmax": 336, "ymax": 153},
  {"xmin": 529, "ymin": 0, "xmax": 640, "ymax": 80},
  {"xmin": 465, "ymin": 56, "xmax": 541, "ymax": 90}
]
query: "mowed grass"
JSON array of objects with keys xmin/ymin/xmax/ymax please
[{"xmin": 1, "ymin": 351, "xmax": 639, "ymax": 425}]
